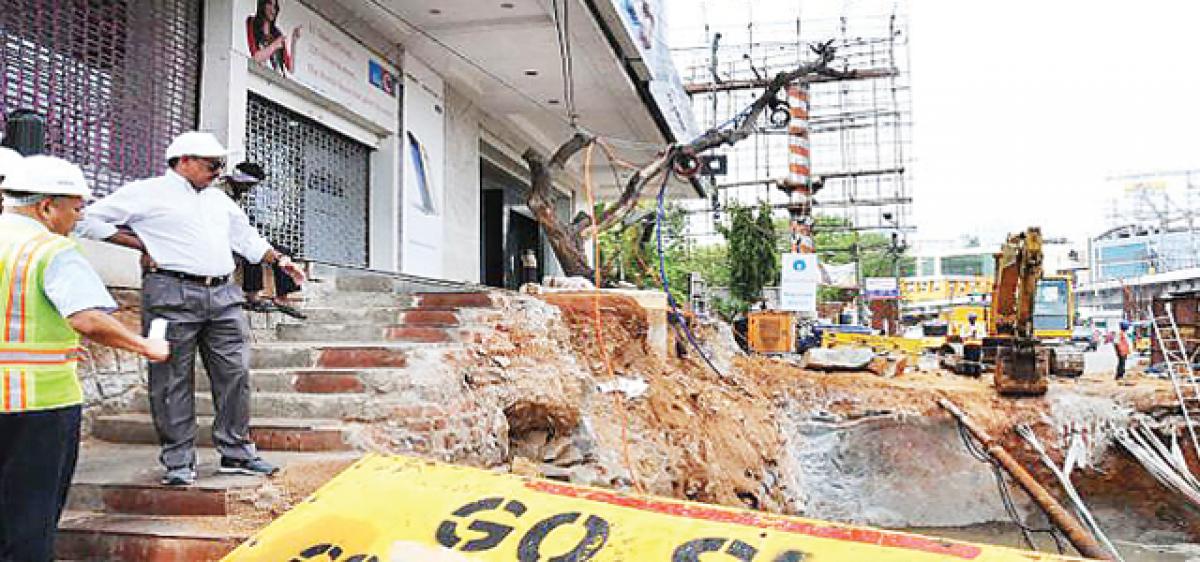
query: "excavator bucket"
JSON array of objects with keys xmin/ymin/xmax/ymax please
[{"xmin": 993, "ymin": 338, "xmax": 1049, "ymax": 396}]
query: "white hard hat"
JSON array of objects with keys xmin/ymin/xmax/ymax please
[
  {"xmin": 0, "ymin": 147, "xmax": 21, "ymax": 179},
  {"xmin": 165, "ymin": 131, "xmax": 230, "ymax": 160},
  {"xmin": 1, "ymin": 155, "xmax": 92, "ymax": 199}
]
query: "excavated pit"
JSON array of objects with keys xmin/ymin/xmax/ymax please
[{"xmin": 458, "ymin": 292, "xmax": 1200, "ymax": 559}]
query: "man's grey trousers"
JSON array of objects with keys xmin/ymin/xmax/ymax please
[{"xmin": 141, "ymin": 272, "xmax": 257, "ymax": 470}]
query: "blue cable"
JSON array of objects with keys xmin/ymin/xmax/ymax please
[{"xmin": 655, "ymin": 151, "xmax": 724, "ymax": 377}]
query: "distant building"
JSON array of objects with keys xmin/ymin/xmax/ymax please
[
  {"xmin": 902, "ymin": 239, "xmax": 1085, "ymax": 320},
  {"xmin": 900, "ymin": 243, "xmax": 995, "ymax": 318}
]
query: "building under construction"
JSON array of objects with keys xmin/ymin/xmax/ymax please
[
  {"xmin": 671, "ymin": 2, "xmax": 913, "ymax": 250},
  {"xmin": 1079, "ymin": 171, "xmax": 1200, "ymax": 322}
]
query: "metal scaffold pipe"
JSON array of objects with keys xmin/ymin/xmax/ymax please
[{"xmin": 938, "ymin": 399, "xmax": 1112, "ymax": 561}]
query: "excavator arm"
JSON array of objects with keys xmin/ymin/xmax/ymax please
[{"xmin": 989, "ymin": 228, "xmax": 1043, "ymax": 338}]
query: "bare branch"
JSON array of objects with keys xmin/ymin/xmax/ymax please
[{"xmin": 686, "ymin": 41, "xmax": 843, "ymax": 153}]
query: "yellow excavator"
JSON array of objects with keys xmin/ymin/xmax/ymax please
[{"xmin": 984, "ymin": 228, "xmax": 1089, "ymax": 396}]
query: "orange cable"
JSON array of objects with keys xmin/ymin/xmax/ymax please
[
  {"xmin": 596, "ymin": 137, "xmax": 651, "ymax": 170},
  {"xmin": 583, "ymin": 141, "xmax": 645, "ymax": 494}
]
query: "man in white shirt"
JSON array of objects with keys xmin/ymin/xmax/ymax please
[{"xmin": 77, "ymin": 131, "xmax": 304, "ymax": 485}]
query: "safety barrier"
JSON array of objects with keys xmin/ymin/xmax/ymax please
[
  {"xmin": 223, "ymin": 455, "xmax": 1079, "ymax": 561},
  {"xmin": 821, "ymin": 332, "xmax": 932, "ymax": 357}
]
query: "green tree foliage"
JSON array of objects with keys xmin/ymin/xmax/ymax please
[
  {"xmin": 594, "ymin": 202, "xmax": 718, "ymax": 304},
  {"xmin": 811, "ymin": 215, "xmax": 913, "ymax": 301},
  {"xmin": 718, "ymin": 201, "xmax": 779, "ymax": 307}
]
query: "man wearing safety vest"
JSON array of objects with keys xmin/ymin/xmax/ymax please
[
  {"xmin": 1115, "ymin": 320, "xmax": 1131, "ymax": 381},
  {"xmin": 0, "ymin": 155, "xmax": 169, "ymax": 561}
]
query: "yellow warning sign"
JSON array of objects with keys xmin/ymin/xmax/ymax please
[{"xmin": 223, "ymin": 455, "xmax": 1085, "ymax": 561}]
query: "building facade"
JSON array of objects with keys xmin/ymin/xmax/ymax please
[{"xmin": 0, "ymin": 0, "xmax": 695, "ymax": 288}]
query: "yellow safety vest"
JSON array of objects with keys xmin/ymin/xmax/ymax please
[{"xmin": 0, "ymin": 219, "xmax": 83, "ymax": 412}]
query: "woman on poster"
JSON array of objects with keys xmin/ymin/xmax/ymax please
[{"xmin": 247, "ymin": 0, "xmax": 301, "ymax": 75}]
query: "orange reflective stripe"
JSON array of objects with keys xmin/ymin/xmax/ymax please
[
  {"xmin": 4, "ymin": 235, "xmax": 42, "ymax": 342},
  {"xmin": 15, "ymin": 235, "xmax": 58, "ymax": 343},
  {"xmin": 18, "ymin": 370, "xmax": 26, "ymax": 410}
]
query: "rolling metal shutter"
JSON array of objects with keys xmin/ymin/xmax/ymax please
[
  {"xmin": 245, "ymin": 93, "xmax": 370, "ymax": 266},
  {"xmin": 0, "ymin": 0, "xmax": 202, "ymax": 196}
]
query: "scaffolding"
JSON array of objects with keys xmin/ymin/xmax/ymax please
[
  {"xmin": 1096, "ymin": 170, "xmax": 1200, "ymax": 280},
  {"xmin": 671, "ymin": 1, "xmax": 913, "ymax": 241}
]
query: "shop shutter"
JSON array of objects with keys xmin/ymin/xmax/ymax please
[{"xmin": 0, "ymin": 0, "xmax": 202, "ymax": 196}]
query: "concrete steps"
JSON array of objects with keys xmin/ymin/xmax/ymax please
[
  {"xmin": 92, "ymin": 413, "xmax": 360, "ymax": 452},
  {"xmin": 66, "ymin": 285, "xmax": 499, "ymax": 560},
  {"xmin": 127, "ymin": 389, "xmax": 374, "ymax": 420},
  {"xmin": 275, "ymin": 322, "xmax": 456, "ymax": 343},
  {"xmin": 302, "ymin": 291, "xmax": 417, "ymax": 308},
  {"xmin": 68, "ymin": 443, "xmax": 361, "ymax": 516}
]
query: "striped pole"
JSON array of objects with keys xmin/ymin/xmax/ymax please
[{"xmin": 786, "ymin": 83, "xmax": 811, "ymax": 193}]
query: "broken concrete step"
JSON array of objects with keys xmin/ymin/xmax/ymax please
[
  {"xmin": 127, "ymin": 390, "xmax": 373, "ymax": 420},
  {"xmin": 249, "ymin": 342, "xmax": 458, "ymax": 370},
  {"xmin": 68, "ymin": 442, "xmax": 361, "ymax": 517},
  {"xmin": 415, "ymin": 291, "xmax": 496, "ymax": 309},
  {"xmin": 92, "ymin": 413, "xmax": 359, "ymax": 451},
  {"xmin": 275, "ymin": 322, "xmax": 454, "ymax": 343},
  {"xmin": 287, "ymin": 308, "xmax": 462, "ymax": 327},
  {"xmin": 290, "ymin": 306, "xmax": 406, "ymax": 324},
  {"xmin": 334, "ymin": 274, "xmax": 398, "ymax": 293},
  {"xmin": 56, "ymin": 512, "xmax": 243, "ymax": 562},
  {"xmin": 197, "ymin": 369, "xmax": 387, "ymax": 394},
  {"xmin": 301, "ymin": 291, "xmax": 416, "ymax": 308}
]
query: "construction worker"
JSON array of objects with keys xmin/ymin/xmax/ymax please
[
  {"xmin": 76, "ymin": 131, "xmax": 304, "ymax": 485},
  {"xmin": 0, "ymin": 155, "xmax": 169, "ymax": 561},
  {"xmin": 1115, "ymin": 320, "xmax": 1131, "ymax": 380},
  {"xmin": 964, "ymin": 312, "xmax": 983, "ymax": 340}
]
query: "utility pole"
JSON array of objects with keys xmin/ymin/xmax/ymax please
[{"xmin": 853, "ymin": 232, "xmax": 866, "ymax": 326}]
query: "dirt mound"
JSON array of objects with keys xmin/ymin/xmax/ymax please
[{"xmin": 538, "ymin": 293, "xmax": 791, "ymax": 511}]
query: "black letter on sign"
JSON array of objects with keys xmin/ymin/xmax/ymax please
[
  {"xmin": 436, "ymin": 497, "xmax": 528, "ymax": 552},
  {"xmin": 517, "ymin": 512, "xmax": 610, "ymax": 562},
  {"xmin": 671, "ymin": 538, "xmax": 759, "ymax": 562},
  {"xmin": 772, "ymin": 551, "xmax": 807, "ymax": 562}
]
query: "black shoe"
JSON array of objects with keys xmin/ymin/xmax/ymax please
[
  {"xmin": 244, "ymin": 300, "xmax": 277, "ymax": 313},
  {"xmin": 218, "ymin": 456, "xmax": 279, "ymax": 476},
  {"xmin": 161, "ymin": 466, "xmax": 197, "ymax": 486},
  {"xmin": 273, "ymin": 302, "xmax": 308, "ymax": 320}
]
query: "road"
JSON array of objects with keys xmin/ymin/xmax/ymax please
[{"xmin": 1082, "ymin": 343, "xmax": 1148, "ymax": 378}]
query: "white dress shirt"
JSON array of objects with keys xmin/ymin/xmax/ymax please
[
  {"xmin": 76, "ymin": 170, "xmax": 272, "ymax": 277},
  {"xmin": 1, "ymin": 214, "xmax": 116, "ymax": 317}
]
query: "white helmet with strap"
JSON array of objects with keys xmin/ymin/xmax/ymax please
[{"xmin": 1, "ymin": 155, "xmax": 93, "ymax": 200}]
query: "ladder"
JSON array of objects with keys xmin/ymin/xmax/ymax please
[{"xmin": 1149, "ymin": 303, "xmax": 1200, "ymax": 462}]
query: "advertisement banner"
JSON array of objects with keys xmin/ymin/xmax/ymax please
[
  {"xmin": 237, "ymin": 0, "xmax": 400, "ymax": 129},
  {"xmin": 222, "ymin": 455, "xmax": 1073, "ymax": 561},
  {"xmin": 612, "ymin": 0, "xmax": 698, "ymax": 140},
  {"xmin": 781, "ymin": 253, "xmax": 818, "ymax": 312},
  {"xmin": 865, "ymin": 277, "xmax": 900, "ymax": 300}
]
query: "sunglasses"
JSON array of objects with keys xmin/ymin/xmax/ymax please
[{"xmin": 190, "ymin": 157, "xmax": 226, "ymax": 172}]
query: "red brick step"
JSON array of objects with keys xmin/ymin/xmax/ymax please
[
  {"xmin": 56, "ymin": 512, "xmax": 242, "ymax": 562},
  {"xmin": 415, "ymin": 292, "xmax": 494, "ymax": 309}
]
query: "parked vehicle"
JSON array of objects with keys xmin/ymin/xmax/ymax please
[{"xmin": 1070, "ymin": 326, "xmax": 1097, "ymax": 351}]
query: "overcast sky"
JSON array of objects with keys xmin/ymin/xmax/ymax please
[{"xmin": 666, "ymin": 1, "xmax": 1200, "ymax": 244}]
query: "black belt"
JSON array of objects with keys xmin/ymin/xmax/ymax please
[{"xmin": 148, "ymin": 268, "xmax": 230, "ymax": 287}]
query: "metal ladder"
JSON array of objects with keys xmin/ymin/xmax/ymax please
[{"xmin": 1149, "ymin": 303, "xmax": 1200, "ymax": 461}]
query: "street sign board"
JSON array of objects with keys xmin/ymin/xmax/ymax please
[
  {"xmin": 781, "ymin": 253, "xmax": 818, "ymax": 312},
  {"xmin": 865, "ymin": 277, "xmax": 900, "ymax": 300}
]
